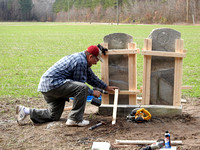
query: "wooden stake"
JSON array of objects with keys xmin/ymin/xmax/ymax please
[
  {"xmin": 101, "ymin": 43, "xmax": 109, "ymax": 104},
  {"xmin": 142, "ymin": 39, "xmax": 152, "ymax": 105},
  {"xmin": 128, "ymin": 43, "xmax": 137, "ymax": 105},
  {"xmin": 173, "ymin": 39, "xmax": 184, "ymax": 106},
  {"xmin": 112, "ymin": 89, "xmax": 119, "ymax": 125}
]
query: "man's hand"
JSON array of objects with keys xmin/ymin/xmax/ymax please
[
  {"xmin": 105, "ymin": 86, "xmax": 119, "ymax": 93},
  {"xmin": 93, "ymin": 90, "xmax": 101, "ymax": 97},
  {"xmin": 93, "ymin": 86, "xmax": 119, "ymax": 97}
]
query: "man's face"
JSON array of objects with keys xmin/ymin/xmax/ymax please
[{"xmin": 87, "ymin": 54, "xmax": 99, "ymax": 67}]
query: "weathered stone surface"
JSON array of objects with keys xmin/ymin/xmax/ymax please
[
  {"xmin": 151, "ymin": 69, "xmax": 174, "ymax": 105},
  {"xmin": 103, "ymin": 33, "xmax": 133, "ymax": 104},
  {"xmin": 104, "ymin": 33, "xmax": 133, "ymax": 49},
  {"xmin": 149, "ymin": 28, "xmax": 181, "ymax": 105}
]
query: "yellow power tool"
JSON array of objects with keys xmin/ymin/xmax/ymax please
[{"xmin": 127, "ymin": 108, "xmax": 152, "ymax": 123}]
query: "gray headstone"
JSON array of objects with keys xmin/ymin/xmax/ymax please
[
  {"xmin": 149, "ymin": 28, "xmax": 181, "ymax": 105},
  {"xmin": 104, "ymin": 33, "xmax": 133, "ymax": 104}
]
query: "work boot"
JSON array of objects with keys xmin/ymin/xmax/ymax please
[
  {"xmin": 66, "ymin": 119, "xmax": 89, "ymax": 127},
  {"xmin": 16, "ymin": 105, "xmax": 28, "ymax": 125}
]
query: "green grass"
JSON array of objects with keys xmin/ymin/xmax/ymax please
[{"xmin": 0, "ymin": 22, "xmax": 199, "ymax": 98}]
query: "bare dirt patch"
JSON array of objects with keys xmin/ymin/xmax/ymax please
[{"xmin": 0, "ymin": 97, "xmax": 200, "ymax": 150}]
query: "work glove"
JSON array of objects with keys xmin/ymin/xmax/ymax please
[{"xmin": 97, "ymin": 44, "xmax": 108, "ymax": 56}]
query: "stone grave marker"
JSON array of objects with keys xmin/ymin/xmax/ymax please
[
  {"xmin": 148, "ymin": 28, "xmax": 181, "ymax": 105},
  {"xmin": 103, "ymin": 33, "xmax": 133, "ymax": 104}
]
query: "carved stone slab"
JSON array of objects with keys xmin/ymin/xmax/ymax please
[
  {"xmin": 148, "ymin": 28, "xmax": 181, "ymax": 105},
  {"xmin": 104, "ymin": 33, "xmax": 133, "ymax": 104}
]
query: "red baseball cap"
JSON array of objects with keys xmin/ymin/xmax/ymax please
[{"xmin": 87, "ymin": 45, "xmax": 103, "ymax": 62}]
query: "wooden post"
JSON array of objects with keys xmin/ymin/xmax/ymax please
[
  {"xmin": 128, "ymin": 43, "xmax": 137, "ymax": 105},
  {"xmin": 112, "ymin": 89, "xmax": 119, "ymax": 125},
  {"xmin": 101, "ymin": 43, "xmax": 109, "ymax": 104},
  {"xmin": 186, "ymin": 0, "xmax": 189, "ymax": 23},
  {"xmin": 173, "ymin": 39, "xmax": 184, "ymax": 106},
  {"xmin": 142, "ymin": 39, "xmax": 152, "ymax": 105}
]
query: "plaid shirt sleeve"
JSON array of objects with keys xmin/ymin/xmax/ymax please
[{"xmin": 87, "ymin": 67, "xmax": 107, "ymax": 90}]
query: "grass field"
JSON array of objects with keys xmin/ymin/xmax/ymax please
[{"xmin": 0, "ymin": 22, "xmax": 199, "ymax": 99}]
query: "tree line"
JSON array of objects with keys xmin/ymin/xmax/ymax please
[
  {"xmin": 0, "ymin": 0, "xmax": 33, "ymax": 21},
  {"xmin": 0, "ymin": 0, "xmax": 199, "ymax": 24}
]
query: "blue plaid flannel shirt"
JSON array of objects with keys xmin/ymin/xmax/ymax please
[{"xmin": 38, "ymin": 51, "xmax": 107, "ymax": 95}]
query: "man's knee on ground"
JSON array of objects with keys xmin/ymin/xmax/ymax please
[
  {"xmin": 51, "ymin": 115, "xmax": 60, "ymax": 121},
  {"xmin": 50, "ymin": 113, "xmax": 62, "ymax": 121}
]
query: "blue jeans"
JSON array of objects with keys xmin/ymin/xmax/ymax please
[{"xmin": 30, "ymin": 81, "xmax": 88, "ymax": 123}]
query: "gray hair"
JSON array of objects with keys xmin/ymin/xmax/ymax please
[{"xmin": 85, "ymin": 50, "xmax": 92, "ymax": 56}]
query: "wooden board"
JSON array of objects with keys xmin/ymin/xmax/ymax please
[
  {"xmin": 108, "ymin": 90, "xmax": 140, "ymax": 95},
  {"xmin": 106, "ymin": 49, "xmax": 137, "ymax": 55},
  {"xmin": 141, "ymin": 50, "xmax": 186, "ymax": 58},
  {"xmin": 101, "ymin": 43, "xmax": 109, "ymax": 104},
  {"xmin": 128, "ymin": 43, "xmax": 137, "ymax": 105},
  {"xmin": 142, "ymin": 39, "xmax": 152, "ymax": 105},
  {"xmin": 173, "ymin": 39, "xmax": 184, "ymax": 106},
  {"xmin": 112, "ymin": 89, "xmax": 119, "ymax": 125}
]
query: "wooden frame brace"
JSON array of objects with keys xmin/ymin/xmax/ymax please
[{"xmin": 142, "ymin": 50, "xmax": 186, "ymax": 58}]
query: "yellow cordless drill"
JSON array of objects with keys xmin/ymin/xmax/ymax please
[{"xmin": 127, "ymin": 108, "xmax": 152, "ymax": 123}]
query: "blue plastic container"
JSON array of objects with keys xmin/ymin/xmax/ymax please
[
  {"xmin": 69, "ymin": 96, "xmax": 102, "ymax": 102},
  {"xmin": 165, "ymin": 131, "xmax": 171, "ymax": 148}
]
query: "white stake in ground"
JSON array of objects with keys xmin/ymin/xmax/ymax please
[{"xmin": 112, "ymin": 89, "xmax": 119, "ymax": 125}]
